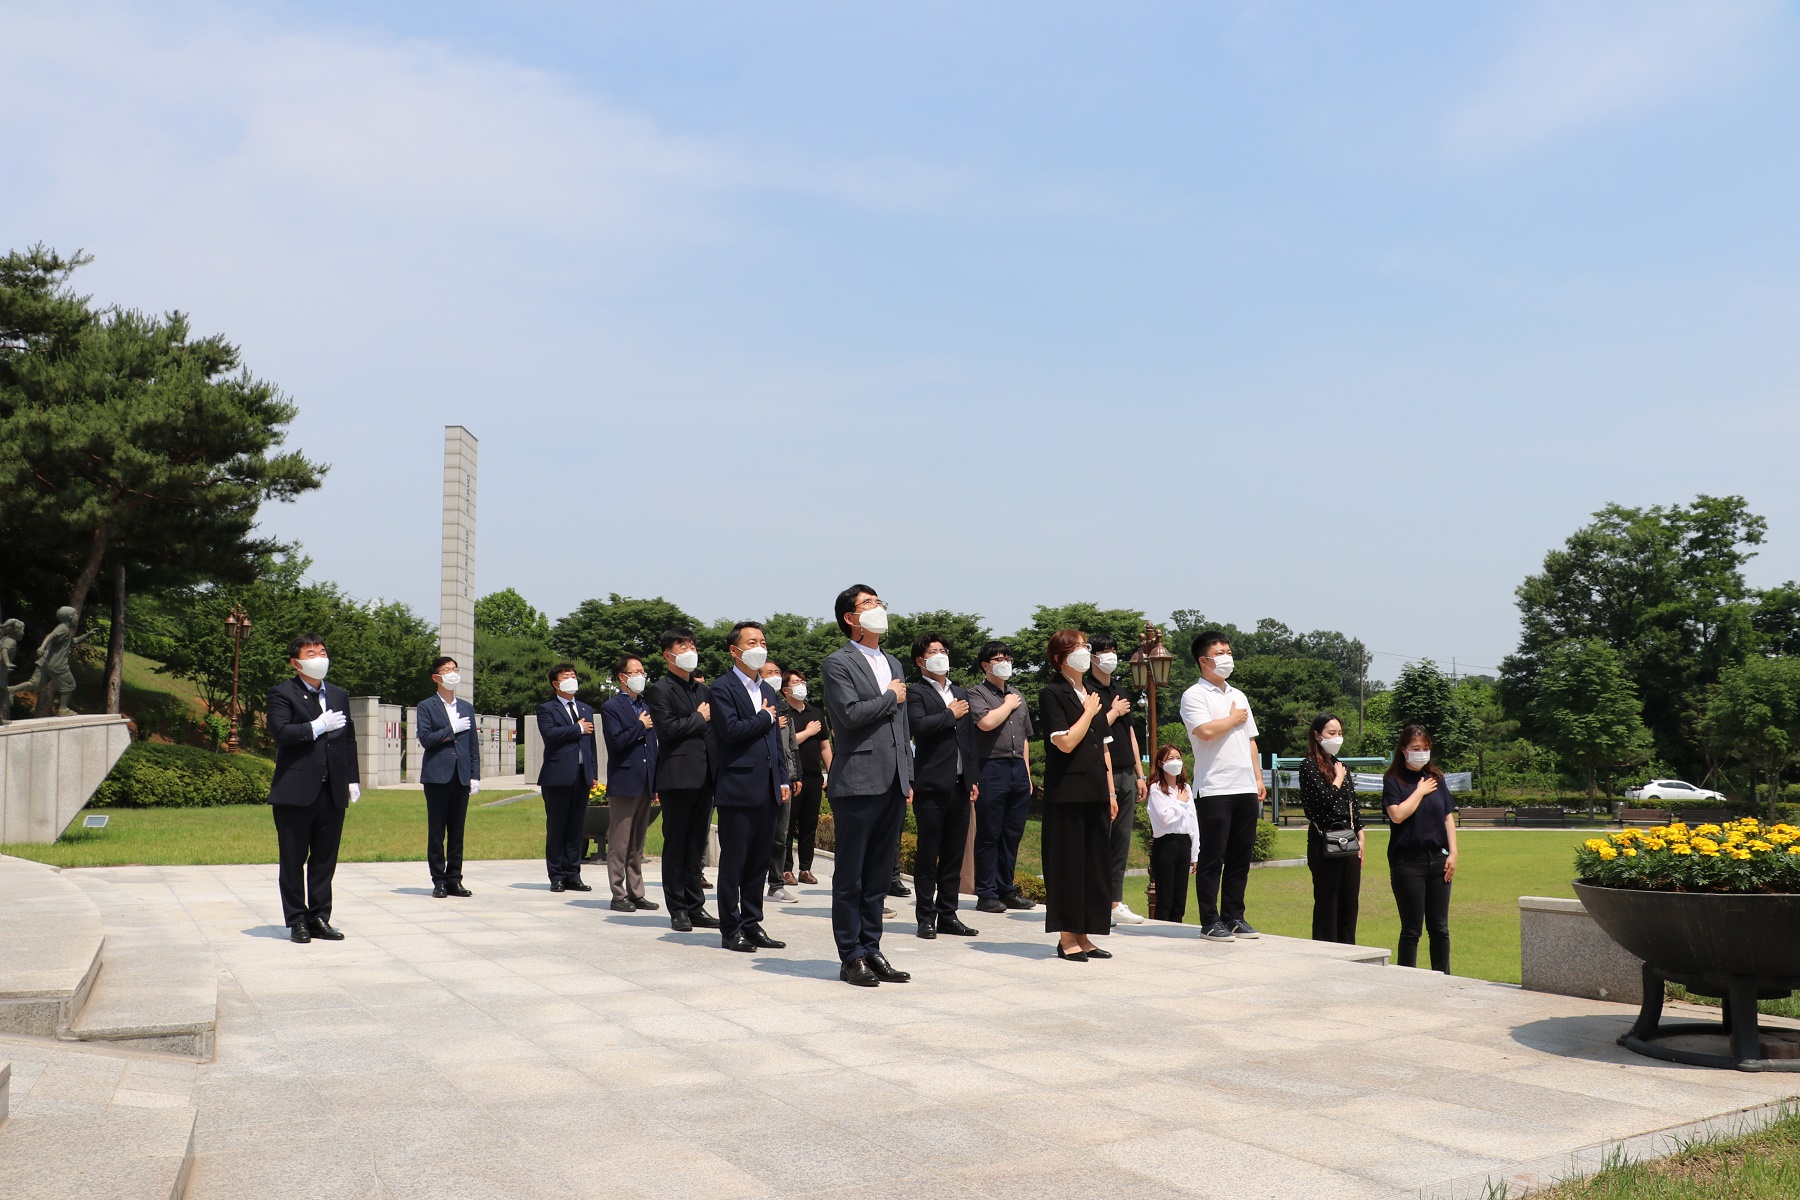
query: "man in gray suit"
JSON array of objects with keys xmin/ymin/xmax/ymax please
[{"xmin": 821, "ymin": 584, "xmax": 915, "ymax": 987}]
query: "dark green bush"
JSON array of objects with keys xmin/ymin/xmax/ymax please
[
  {"xmin": 93, "ymin": 743, "xmax": 275, "ymax": 808},
  {"xmin": 1014, "ymin": 873, "xmax": 1048, "ymax": 903},
  {"xmin": 1252, "ymin": 819, "xmax": 1279, "ymax": 862}
]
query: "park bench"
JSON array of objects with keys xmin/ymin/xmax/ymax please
[
  {"xmin": 1620, "ymin": 808, "xmax": 1673, "ymax": 827},
  {"xmin": 1513, "ymin": 806, "xmax": 1568, "ymax": 827},
  {"xmin": 1457, "ymin": 807, "xmax": 1510, "ymax": 826}
]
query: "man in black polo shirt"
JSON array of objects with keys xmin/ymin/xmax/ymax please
[
  {"xmin": 777, "ymin": 667, "xmax": 832, "ymax": 886},
  {"xmin": 1087, "ymin": 634, "xmax": 1148, "ymax": 926},
  {"xmin": 966, "ymin": 640, "xmax": 1036, "ymax": 914}
]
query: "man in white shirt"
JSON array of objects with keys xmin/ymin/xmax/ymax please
[{"xmin": 1179, "ymin": 630, "xmax": 1267, "ymax": 942}]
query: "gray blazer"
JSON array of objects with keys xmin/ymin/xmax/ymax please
[{"xmin": 821, "ymin": 641, "xmax": 913, "ymax": 798}]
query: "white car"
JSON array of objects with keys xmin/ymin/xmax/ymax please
[{"xmin": 1625, "ymin": 779, "xmax": 1725, "ymax": 803}]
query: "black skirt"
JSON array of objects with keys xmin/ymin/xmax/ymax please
[{"xmin": 1042, "ymin": 799, "xmax": 1112, "ymax": 935}]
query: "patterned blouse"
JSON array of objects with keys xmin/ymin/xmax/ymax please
[{"xmin": 1299, "ymin": 756, "xmax": 1361, "ymax": 833}]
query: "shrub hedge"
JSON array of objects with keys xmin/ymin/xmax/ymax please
[{"xmin": 92, "ymin": 743, "xmax": 276, "ymax": 808}]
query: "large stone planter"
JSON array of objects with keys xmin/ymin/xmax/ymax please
[{"xmin": 1573, "ymin": 881, "xmax": 1800, "ymax": 1071}]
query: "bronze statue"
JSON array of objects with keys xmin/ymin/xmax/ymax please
[
  {"xmin": 0, "ymin": 617, "xmax": 22, "ymax": 723},
  {"xmin": 11, "ymin": 607, "xmax": 89, "ymax": 718}
]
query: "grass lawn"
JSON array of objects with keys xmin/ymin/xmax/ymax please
[{"xmin": 1530, "ymin": 1111, "xmax": 1800, "ymax": 1199}]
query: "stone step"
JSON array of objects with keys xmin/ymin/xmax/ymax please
[
  {"xmin": 0, "ymin": 1091, "xmax": 195, "ymax": 1200},
  {"xmin": 62, "ymin": 874, "xmax": 218, "ymax": 1060},
  {"xmin": 0, "ymin": 855, "xmax": 105, "ymax": 1038}
]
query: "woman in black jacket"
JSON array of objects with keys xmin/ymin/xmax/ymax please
[
  {"xmin": 1299, "ymin": 712, "xmax": 1362, "ymax": 944},
  {"xmin": 1038, "ymin": 629, "xmax": 1118, "ymax": 962}
]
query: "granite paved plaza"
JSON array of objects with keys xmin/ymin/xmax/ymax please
[{"xmin": 7, "ymin": 857, "xmax": 1798, "ymax": 1200}]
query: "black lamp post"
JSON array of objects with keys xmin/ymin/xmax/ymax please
[
  {"xmin": 1129, "ymin": 623, "xmax": 1175, "ymax": 916},
  {"xmin": 225, "ymin": 604, "xmax": 251, "ymax": 752}
]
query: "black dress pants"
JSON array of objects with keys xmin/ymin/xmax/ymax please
[
  {"xmin": 785, "ymin": 773, "xmax": 823, "ymax": 873},
  {"xmin": 1194, "ymin": 792, "xmax": 1259, "ymax": 927},
  {"xmin": 1389, "ymin": 846, "xmax": 1452, "ymax": 972},
  {"xmin": 541, "ymin": 784, "xmax": 589, "ymax": 884},
  {"xmin": 422, "ymin": 782, "xmax": 470, "ymax": 886},
  {"xmin": 973, "ymin": 758, "xmax": 1031, "ymax": 900},
  {"xmin": 1042, "ymin": 800, "xmax": 1111, "ymax": 936},
  {"xmin": 767, "ymin": 794, "xmax": 792, "ymax": 890},
  {"xmin": 659, "ymin": 785, "xmax": 715, "ymax": 917},
  {"xmin": 1107, "ymin": 769, "xmax": 1137, "ymax": 903},
  {"xmin": 1306, "ymin": 826, "xmax": 1362, "ymax": 944},
  {"xmin": 828, "ymin": 782, "xmax": 905, "ymax": 963},
  {"xmin": 1149, "ymin": 833, "xmax": 1192, "ymax": 922},
  {"xmin": 717, "ymin": 799, "xmax": 777, "ymax": 938},
  {"xmin": 912, "ymin": 784, "xmax": 971, "ymax": 921},
  {"xmin": 273, "ymin": 787, "xmax": 345, "ymax": 927}
]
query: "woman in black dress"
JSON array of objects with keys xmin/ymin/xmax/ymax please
[
  {"xmin": 1038, "ymin": 629, "xmax": 1118, "ymax": 962},
  {"xmin": 1299, "ymin": 712, "xmax": 1363, "ymax": 944}
]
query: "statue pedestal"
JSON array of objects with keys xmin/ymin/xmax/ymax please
[{"xmin": 0, "ymin": 714, "xmax": 133, "ymax": 844}]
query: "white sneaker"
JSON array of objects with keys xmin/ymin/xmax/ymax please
[
  {"xmin": 1112, "ymin": 902, "xmax": 1145, "ymax": 925},
  {"xmin": 769, "ymin": 886, "xmax": 798, "ymax": 903}
]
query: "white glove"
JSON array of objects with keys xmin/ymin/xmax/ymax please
[
  {"xmin": 311, "ymin": 708, "xmax": 348, "ymax": 738},
  {"xmin": 348, "ymin": 783, "xmax": 361, "ymax": 804},
  {"xmin": 470, "ymin": 780, "xmax": 482, "ymax": 796},
  {"xmin": 449, "ymin": 711, "xmax": 471, "ymax": 734}
]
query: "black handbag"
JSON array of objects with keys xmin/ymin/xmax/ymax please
[{"xmin": 1318, "ymin": 826, "xmax": 1360, "ymax": 859}]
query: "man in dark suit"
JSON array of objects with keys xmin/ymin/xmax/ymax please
[
  {"xmin": 906, "ymin": 633, "xmax": 981, "ymax": 940},
  {"xmin": 821, "ymin": 584, "xmax": 914, "ymax": 987},
  {"xmin": 536, "ymin": 663, "xmax": 597, "ymax": 892},
  {"xmin": 707, "ymin": 622, "xmax": 791, "ymax": 953},
  {"xmin": 267, "ymin": 633, "xmax": 361, "ymax": 943},
  {"xmin": 415, "ymin": 655, "xmax": 480, "ymax": 898},
  {"xmin": 599, "ymin": 653, "xmax": 660, "ymax": 914},
  {"xmin": 645, "ymin": 627, "xmax": 719, "ymax": 932}
]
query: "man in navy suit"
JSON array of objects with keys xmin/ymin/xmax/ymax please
[
  {"xmin": 707, "ymin": 622, "xmax": 790, "ymax": 953},
  {"xmin": 599, "ymin": 653, "xmax": 660, "ymax": 914},
  {"xmin": 906, "ymin": 633, "xmax": 981, "ymax": 940},
  {"xmin": 266, "ymin": 633, "xmax": 361, "ymax": 943},
  {"xmin": 536, "ymin": 662, "xmax": 597, "ymax": 892},
  {"xmin": 415, "ymin": 655, "xmax": 481, "ymax": 898}
]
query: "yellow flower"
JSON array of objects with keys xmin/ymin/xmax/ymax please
[
  {"xmin": 1597, "ymin": 846, "xmax": 1618, "ymax": 860},
  {"xmin": 1749, "ymin": 840, "xmax": 1772, "ymax": 853},
  {"xmin": 1642, "ymin": 839, "xmax": 1667, "ymax": 851},
  {"xmin": 1622, "ymin": 847, "xmax": 1637, "ymax": 857},
  {"xmin": 1671, "ymin": 844, "xmax": 1693, "ymax": 855},
  {"xmin": 1696, "ymin": 824, "xmax": 1722, "ymax": 838},
  {"xmin": 1694, "ymin": 838, "xmax": 1719, "ymax": 853},
  {"xmin": 1788, "ymin": 846, "xmax": 1800, "ymax": 856},
  {"xmin": 1700, "ymin": 850, "xmax": 1720, "ymax": 857},
  {"xmin": 1730, "ymin": 849, "xmax": 1753, "ymax": 861},
  {"xmin": 1584, "ymin": 839, "xmax": 1610, "ymax": 853}
]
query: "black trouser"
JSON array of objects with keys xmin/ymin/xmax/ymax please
[
  {"xmin": 785, "ymin": 773, "xmax": 823, "ymax": 873},
  {"xmin": 1107, "ymin": 770, "xmax": 1137, "ymax": 903},
  {"xmin": 541, "ymin": 784, "xmax": 589, "ymax": 884},
  {"xmin": 1307, "ymin": 826, "xmax": 1361, "ymax": 944},
  {"xmin": 422, "ymin": 782, "xmax": 470, "ymax": 886},
  {"xmin": 1389, "ymin": 845, "xmax": 1451, "ymax": 972},
  {"xmin": 974, "ymin": 758, "xmax": 1031, "ymax": 899},
  {"xmin": 717, "ymin": 800, "xmax": 777, "ymax": 938},
  {"xmin": 767, "ymin": 791, "xmax": 793, "ymax": 890},
  {"xmin": 1149, "ymin": 833, "xmax": 1192, "ymax": 922},
  {"xmin": 273, "ymin": 787, "xmax": 345, "ymax": 927},
  {"xmin": 828, "ymin": 782, "xmax": 906, "ymax": 963},
  {"xmin": 912, "ymin": 783, "xmax": 971, "ymax": 921},
  {"xmin": 1194, "ymin": 792, "xmax": 1258, "ymax": 927},
  {"xmin": 659, "ymin": 785, "xmax": 715, "ymax": 916},
  {"xmin": 1042, "ymin": 800, "xmax": 1111, "ymax": 935}
]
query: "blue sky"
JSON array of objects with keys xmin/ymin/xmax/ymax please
[{"xmin": 4, "ymin": 0, "xmax": 1797, "ymax": 681}]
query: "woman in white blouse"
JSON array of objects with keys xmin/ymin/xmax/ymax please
[{"xmin": 1146, "ymin": 745, "xmax": 1200, "ymax": 922}]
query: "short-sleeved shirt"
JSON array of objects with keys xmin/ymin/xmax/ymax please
[
  {"xmin": 967, "ymin": 678, "xmax": 1034, "ymax": 761},
  {"xmin": 1086, "ymin": 672, "xmax": 1139, "ymax": 778},
  {"xmin": 1383, "ymin": 769, "xmax": 1458, "ymax": 853},
  {"xmin": 781, "ymin": 699, "xmax": 828, "ymax": 776},
  {"xmin": 1179, "ymin": 677, "xmax": 1260, "ymax": 798}
]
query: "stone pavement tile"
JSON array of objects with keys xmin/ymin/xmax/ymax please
[
  {"xmin": 790, "ymin": 1030, "xmax": 919, "ymax": 1068},
  {"xmin": 248, "ymin": 985, "xmax": 363, "ymax": 1014},
  {"xmin": 698, "ymin": 1110, "xmax": 932, "ymax": 1195},
  {"xmin": 194, "ymin": 1114, "xmax": 343, "ymax": 1155},
  {"xmin": 24, "ymin": 1051, "xmax": 127, "ymax": 1102},
  {"xmin": 441, "ymin": 1059, "xmax": 598, "ymax": 1104},
  {"xmin": 725, "ymin": 1002, "xmax": 854, "ymax": 1038},
  {"xmin": 1495, "ymin": 1056, "xmax": 1780, "ymax": 1112},
  {"xmin": 888, "ymin": 1017, "xmax": 1029, "ymax": 1056},
  {"xmin": 113, "ymin": 1086, "xmax": 194, "ymax": 1108},
  {"xmin": 857, "ymin": 1052, "xmax": 1040, "ymax": 1104},
  {"xmin": 835, "ymin": 1105, "xmax": 1061, "ymax": 1172},
  {"xmin": 681, "ymin": 1036, "xmax": 844, "ymax": 1081},
  {"xmin": 620, "ymin": 1010, "xmax": 762, "ymax": 1044},
  {"xmin": 534, "ymin": 972, "xmax": 644, "ymax": 998},
  {"xmin": 188, "ymin": 1145, "xmax": 386, "ymax": 1200},
  {"xmin": 740, "ymin": 1061, "xmax": 938, "ymax": 1120},
  {"xmin": 1106, "ymin": 1076, "xmax": 1286, "ymax": 1125},
  {"xmin": 947, "ymin": 1149, "xmax": 1227, "ymax": 1200},
  {"xmin": 576, "ymin": 1045, "xmax": 732, "ymax": 1090},
  {"xmin": 520, "ymin": 1019, "xmax": 653, "ymax": 1061},
  {"xmin": 796, "ymin": 1178, "xmax": 987, "ymax": 1200},
  {"xmin": 975, "ymin": 1046, "xmax": 1136, "ymax": 1087},
  {"xmin": 1313, "ymin": 1091, "xmax": 1568, "ymax": 1161},
  {"xmin": 1095, "ymin": 1126, "xmax": 1397, "ymax": 1200},
  {"xmin": 561, "ymin": 1140, "xmax": 771, "ymax": 1200},
  {"xmin": 310, "ymin": 1064, "xmax": 476, "ymax": 1114},
  {"xmin": 193, "ymin": 1069, "xmax": 330, "ymax": 1132},
  {"xmin": 374, "ymin": 1147, "xmax": 588, "ymax": 1200},
  {"xmin": 1224, "ymin": 1110, "xmax": 1508, "ymax": 1184}
]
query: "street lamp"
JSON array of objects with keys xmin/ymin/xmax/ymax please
[
  {"xmin": 1129, "ymin": 623, "xmax": 1175, "ymax": 916},
  {"xmin": 224, "ymin": 604, "xmax": 252, "ymax": 753}
]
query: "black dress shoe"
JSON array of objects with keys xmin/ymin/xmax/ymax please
[
  {"xmin": 840, "ymin": 957, "xmax": 880, "ymax": 987},
  {"xmin": 307, "ymin": 918, "xmax": 345, "ymax": 941},
  {"xmin": 550, "ymin": 880, "xmax": 566, "ymax": 893},
  {"xmin": 447, "ymin": 884, "xmax": 471, "ymax": 897},
  {"xmin": 722, "ymin": 930, "xmax": 757, "ymax": 953},
  {"xmin": 1084, "ymin": 945, "xmax": 1113, "ymax": 959},
  {"xmin": 690, "ymin": 909, "xmax": 721, "ymax": 929},
  {"xmin": 867, "ymin": 952, "xmax": 911, "ymax": 983},
  {"xmin": 975, "ymin": 897, "xmax": 1008, "ymax": 914},
  {"xmin": 670, "ymin": 911, "xmax": 694, "ymax": 932},
  {"xmin": 630, "ymin": 895, "xmax": 660, "ymax": 911},
  {"xmin": 610, "ymin": 898, "xmax": 635, "ymax": 913},
  {"xmin": 566, "ymin": 879, "xmax": 593, "ymax": 892},
  {"xmin": 887, "ymin": 881, "xmax": 912, "ymax": 898},
  {"xmin": 916, "ymin": 918, "xmax": 937, "ymax": 939},
  {"xmin": 1002, "ymin": 892, "xmax": 1036, "ymax": 910},
  {"xmin": 937, "ymin": 916, "xmax": 978, "ymax": 936},
  {"xmin": 745, "ymin": 927, "xmax": 786, "ymax": 950},
  {"xmin": 1056, "ymin": 943, "xmax": 1088, "ymax": 962},
  {"xmin": 432, "ymin": 883, "xmax": 448, "ymax": 898},
  {"xmin": 289, "ymin": 923, "xmax": 311, "ymax": 943}
]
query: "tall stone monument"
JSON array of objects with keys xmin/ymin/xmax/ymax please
[{"xmin": 441, "ymin": 426, "xmax": 477, "ymax": 706}]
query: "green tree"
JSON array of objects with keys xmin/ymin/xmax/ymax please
[
  {"xmin": 475, "ymin": 588, "xmax": 551, "ymax": 642},
  {"xmin": 1390, "ymin": 660, "xmax": 1472, "ymax": 762},
  {"xmin": 551, "ymin": 594, "xmax": 697, "ymax": 679},
  {"xmin": 761, "ymin": 612, "xmax": 847, "ymax": 690},
  {"xmin": 1231, "ymin": 655, "xmax": 1340, "ymax": 758},
  {"xmin": 1528, "ymin": 639, "xmax": 1653, "ymax": 808},
  {"xmin": 885, "ymin": 609, "xmax": 994, "ymax": 685},
  {"xmin": 1005, "ymin": 602, "xmax": 1148, "ymax": 709},
  {"xmin": 474, "ymin": 632, "xmax": 561, "ymax": 717},
  {"xmin": 1455, "ymin": 678, "xmax": 1518, "ymax": 799},
  {"xmin": 1752, "ymin": 583, "xmax": 1800, "ymax": 658},
  {"xmin": 1703, "ymin": 656, "xmax": 1800, "ymax": 820}
]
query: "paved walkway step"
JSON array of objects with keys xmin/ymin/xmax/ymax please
[
  {"xmin": 0, "ymin": 855, "xmax": 104, "ymax": 1038},
  {"xmin": 0, "ymin": 1091, "xmax": 195, "ymax": 1200},
  {"xmin": 63, "ymin": 874, "xmax": 218, "ymax": 1061}
]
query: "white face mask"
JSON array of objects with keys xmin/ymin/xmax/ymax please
[
  {"xmin": 989, "ymin": 661, "xmax": 1014, "ymax": 680},
  {"xmin": 1095, "ymin": 652, "xmax": 1119, "ymax": 674},
  {"xmin": 1160, "ymin": 758, "xmax": 1182, "ymax": 775},
  {"xmin": 624, "ymin": 673, "xmax": 647, "ymax": 695},
  {"xmin": 673, "ymin": 649, "xmax": 700, "ymax": 672},
  {"xmin": 762, "ymin": 675, "xmax": 782, "ymax": 694},
  {"xmin": 558, "ymin": 676, "xmax": 579, "ymax": 695},
  {"xmin": 296, "ymin": 656, "xmax": 329, "ymax": 681},
  {"xmin": 788, "ymin": 682, "xmax": 808, "ymax": 701},
  {"xmin": 1405, "ymin": 749, "xmax": 1432, "ymax": 769},
  {"xmin": 856, "ymin": 605, "xmax": 889, "ymax": 634},
  {"xmin": 1208, "ymin": 653, "xmax": 1234, "ymax": 680},
  {"xmin": 1065, "ymin": 647, "xmax": 1092, "ymax": 674},
  {"xmin": 437, "ymin": 671, "xmax": 461, "ymax": 690},
  {"xmin": 1318, "ymin": 735, "xmax": 1344, "ymax": 756},
  {"xmin": 924, "ymin": 653, "xmax": 950, "ymax": 676},
  {"xmin": 738, "ymin": 645, "xmax": 769, "ymax": 671}
]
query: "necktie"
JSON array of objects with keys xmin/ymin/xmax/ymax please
[{"xmin": 567, "ymin": 702, "xmax": 579, "ymax": 725}]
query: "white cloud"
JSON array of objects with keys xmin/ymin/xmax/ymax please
[{"xmin": 1443, "ymin": 0, "xmax": 1778, "ymax": 163}]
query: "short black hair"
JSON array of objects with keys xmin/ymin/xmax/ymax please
[
  {"xmin": 549, "ymin": 662, "xmax": 578, "ymax": 682},
  {"xmin": 430, "ymin": 655, "xmax": 457, "ymax": 675},
  {"xmin": 288, "ymin": 633, "xmax": 326, "ymax": 660},
  {"xmin": 912, "ymin": 632, "xmax": 945, "ymax": 663},
  {"xmin": 1090, "ymin": 634, "xmax": 1117, "ymax": 654},
  {"xmin": 835, "ymin": 583, "xmax": 877, "ymax": 636},
  {"xmin": 1191, "ymin": 629, "xmax": 1230, "ymax": 661},
  {"xmin": 977, "ymin": 640, "xmax": 1012, "ymax": 665},
  {"xmin": 781, "ymin": 667, "xmax": 806, "ymax": 685},
  {"xmin": 660, "ymin": 627, "xmax": 695, "ymax": 652},
  {"xmin": 727, "ymin": 620, "xmax": 763, "ymax": 648},
  {"xmin": 613, "ymin": 654, "xmax": 643, "ymax": 677}
]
